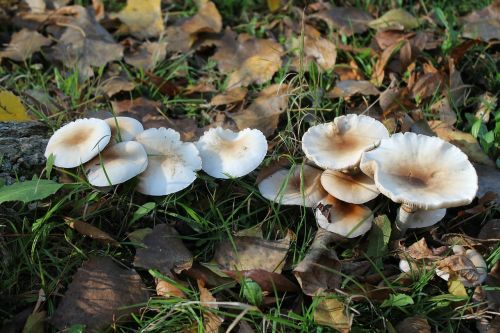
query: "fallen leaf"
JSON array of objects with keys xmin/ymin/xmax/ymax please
[
  {"xmin": 478, "ymin": 219, "xmax": 500, "ymax": 241},
  {"xmin": 334, "ymin": 61, "xmax": 364, "ymax": 81},
  {"xmin": 437, "ymin": 254, "xmax": 482, "ymax": 287},
  {"xmin": 97, "ymin": 65, "xmax": 136, "ymax": 97},
  {"xmin": 329, "ymin": 80, "xmax": 380, "ymax": 98},
  {"xmin": 410, "ymin": 72, "xmax": 444, "ymax": 100},
  {"xmin": 369, "ymin": 9, "xmax": 420, "ymax": 31},
  {"xmin": 111, "ymin": 0, "xmax": 164, "ymax": 39},
  {"xmin": 0, "ymin": 90, "xmax": 30, "ymax": 121},
  {"xmin": 293, "ymin": 228, "xmax": 341, "ymax": 296},
  {"xmin": 400, "ymin": 238, "xmax": 444, "ymax": 261},
  {"xmin": 197, "ymin": 279, "xmax": 223, "ymax": 333},
  {"xmin": 224, "ymin": 269, "xmax": 299, "ymax": 292},
  {"xmin": 429, "ymin": 120, "xmax": 495, "ymax": 166},
  {"xmin": 475, "ymin": 93, "xmax": 497, "ymax": 123},
  {"xmin": 372, "ymin": 41, "xmax": 404, "ymax": 86},
  {"xmin": 143, "ymin": 72, "xmax": 181, "ymax": 97},
  {"xmin": 211, "ymin": 29, "xmax": 283, "ymax": 89},
  {"xmin": 210, "ymin": 87, "xmax": 247, "ymax": 106},
  {"xmin": 0, "ymin": 179, "xmax": 63, "ymax": 204},
  {"xmin": 65, "ymin": 217, "xmax": 120, "ymax": 247},
  {"xmin": 473, "ymin": 163, "xmax": 500, "ymax": 199},
  {"xmin": 229, "ymin": 84, "xmax": 289, "ymax": 137},
  {"xmin": 313, "ymin": 297, "xmax": 352, "ymax": 332},
  {"xmin": 127, "ymin": 228, "xmax": 153, "ymax": 245},
  {"xmin": 267, "ymin": 0, "xmax": 281, "ymax": 12},
  {"xmin": 112, "ymin": 97, "xmax": 161, "ymax": 122},
  {"xmin": 49, "ymin": 6, "xmax": 124, "ymax": 79},
  {"xmin": 448, "ymin": 278, "xmax": 468, "ymax": 297},
  {"xmin": 21, "ymin": 311, "xmax": 45, "ymax": 333},
  {"xmin": 430, "ymin": 98, "xmax": 457, "ymax": 126},
  {"xmin": 144, "ymin": 115, "xmax": 199, "ymax": 141},
  {"xmin": 124, "ymin": 41, "xmax": 167, "ymax": 71},
  {"xmin": 310, "ymin": 6, "xmax": 373, "ymax": 36},
  {"xmin": 0, "ymin": 28, "xmax": 51, "ymax": 62},
  {"xmin": 461, "ymin": 2, "xmax": 500, "ymax": 41},
  {"xmin": 395, "ymin": 316, "xmax": 431, "ymax": 333},
  {"xmin": 51, "ymin": 256, "xmax": 149, "ymax": 331},
  {"xmin": 213, "ymin": 231, "xmax": 291, "ymax": 273},
  {"xmin": 134, "ymin": 224, "xmax": 193, "ymax": 276},
  {"xmin": 290, "ymin": 36, "xmax": 337, "ymax": 71},
  {"xmin": 156, "ymin": 278, "xmax": 186, "ymax": 299}
]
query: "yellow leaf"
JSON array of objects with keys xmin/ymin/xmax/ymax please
[
  {"xmin": 0, "ymin": 90, "xmax": 30, "ymax": 121},
  {"xmin": 448, "ymin": 278, "xmax": 468, "ymax": 297},
  {"xmin": 111, "ymin": 0, "xmax": 164, "ymax": 39},
  {"xmin": 267, "ymin": 0, "xmax": 281, "ymax": 12},
  {"xmin": 314, "ymin": 297, "xmax": 352, "ymax": 332}
]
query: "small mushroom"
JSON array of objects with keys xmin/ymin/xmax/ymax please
[
  {"xmin": 315, "ymin": 195, "xmax": 374, "ymax": 238},
  {"xmin": 196, "ymin": 127, "xmax": 268, "ymax": 179},
  {"xmin": 360, "ymin": 132, "xmax": 478, "ymax": 234},
  {"xmin": 44, "ymin": 118, "xmax": 111, "ymax": 168},
  {"xmin": 302, "ymin": 114, "xmax": 389, "ymax": 204},
  {"xmin": 135, "ymin": 128, "xmax": 202, "ymax": 196},
  {"xmin": 105, "ymin": 116, "xmax": 144, "ymax": 143},
  {"xmin": 84, "ymin": 141, "xmax": 148, "ymax": 186},
  {"xmin": 435, "ymin": 245, "xmax": 488, "ymax": 287},
  {"xmin": 258, "ymin": 164, "xmax": 327, "ymax": 207}
]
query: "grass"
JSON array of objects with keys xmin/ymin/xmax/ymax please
[{"xmin": 1, "ymin": 0, "xmax": 499, "ymax": 332}]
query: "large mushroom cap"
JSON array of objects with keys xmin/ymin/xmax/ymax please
[
  {"xmin": 44, "ymin": 118, "xmax": 111, "ymax": 168},
  {"xmin": 315, "ymin": 195, "xmax": 374, "ymax": 238},
  {"xmin": 302, "ymin": 114, "xmax": 389, "ymax": 171},
  {"xmin": 84, "ymin": 141, "xmax": 148, "ymax": 187},
  {"xmin": 135, "ymin": 128, "xmax": 202, "ymax": 196},
  {"xmin": 258, "ymin": 164, "xmax": 327, "ymax": 207},
  {"xmin": 105, "ymin": 116, "xmax": 144, "ymax": 143},
  {"xmin": 196, "ymin": 127, "xmax": 267, "ymax": 179},
  {"xmin": 320, "ymin": 170, "xmax": 379, "ymax": 204},
  {"xmin": 360, "ymin": 132, "xmax": 478, "ymax": 210}
]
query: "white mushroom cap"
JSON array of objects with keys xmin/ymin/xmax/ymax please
[
  {"xmin": 44, "ymin": 118, "xmax": 111, "ymax": 168},
  {"xmin": 401, "ymin": 208, "xmax": 447, "ymax": 229},
  {"xmin": 315, "ymin": 195, "xmax": 374, "ymax": 238},
  {"xmin": 360, "ymin": 132, "xmax": 478, "ymax": 210},
  {"xmin": 435, "ymin": 246, "xmax": 488, "ymax": 286},
  {"xmin": 302, "ymin": 114, "xmax": 389, "ymax": 171},
  {"xmin": 320, "ymin": 170, "xmax": 379, "ymax": 204},
  {"xmin": 258, "ymin": 164, "xmax": 327, "ymax": 207},
  {"xmin": 84, "ymin": 141, "xmax": 148, "ymax": 186},
  {"xmin": 196, "ymin": 127, "xmax": 268, "ymax": 179},
  {"xmin": 105, "ymin": 116, "xmax": 144, "ymax": 143},
  {"xmin": 135, "ymin": 128, "xmax": 202, "ymax": 196}
]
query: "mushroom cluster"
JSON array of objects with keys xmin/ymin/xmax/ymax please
[
  {"xmin": 44, "ymin": 117, "xmax": 268, "ymax": 195},
  {"xmin": 259, "ymin": 114, "xmax": 478, "ymax": 238}
]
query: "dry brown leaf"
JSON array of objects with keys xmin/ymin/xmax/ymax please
[
  {"xmin": 293, "ymin": 228, "xmax": 341, "ymax": 296},
  {"xmin": 51, "ymin": 256, "xmax": 149, "ymax": 331},
  {"xmin": 111, "ymin": 0, "xmax": 164, "ymax": 39},
  {"xmin": 313, "ymin": 297, "xmax": 352, "ymax": 333},
  {"xmin": 437, "ymin": 254, "xmax": 482, "ymax": 287},
  {"xmin": 428, "ymin": 120, "xmax": 495, "ymax": 166},
  {"xmin": 310, "ymin": 6, "xmax": 373, "ymax": 36},
  {"xmin": 49, "ymin": 6, "xmax": 123, "ymax": 79},
  {"xmin": 224, "ymin": 269, "xmax": 299, "ymax": 292},
  {"xmin": 329, "ymin": 80, "xmax": 380, "ymax": 98},
  {"xmin": 133, "ymin": 224, "xmax": 193, "ymax": 276},
  {"xmin": 112, "ymin": 97, "xmax": 161, "ymax": 120},
  {"xmin": 229, "ymin": 84, "xmax": 289, "ymax": 137},
  {"xmin": 334, "ymin": 61, "xmax": 364, "ymax": 81},
  {"xmin": 395, "ymin": 316, "xmax": 431, "ymax": 333},
  {"xmin": 24, "ymin": 0, "xmax": 46, "ymax": 13},
  {"xmin": 197, "ymin": 279, "xmax": 223, "ymax": 333},
  {"xmin": 213, "ymin": 231, "xmax": 292, "ymax": 273},
  {"xmin": 210, "ymin": 87, "xmax": 248, "ymax": 106},
  {"xmin": 97, "ymin": 64, "xmax": 135, "ymax": 97},
  {"xmin": 65, "ymin": 217, "xmax": 120, "ymax": 247},
  {"xmin": 156, "ymin": 278, "xmax": 187, "ymax": 299},
  {"xmin": 410, "ymin": 72, "xmax": 444, "ymax": 101},
  {"xmin": 290, "ymin": 36, "xmax": 337, "ymax": 72},
  {"xmin": 430, "ymin": 98, "xmax": 457, "ymax": 126},
  {"xmin": 401, "ymin": 238, "xmax": 445, "ymax": 260},
  {"xmin": 475, "ymin": 93, "xmax": 497, "ymax": 123},
  {"xmin": 124, "ymin": 41, "xmax": 167, "ymax": 71},
  {"xmin": 211, "ymin": 29, "xmax": 283, "ymax": 89},
  {"xmin": 0, "ymin": 28, "xmax": 51, "ymax": 62},
  {"xmin": 461, "ymin": 2, "xmax": 500, "ymax": 41},
  {"xmin": 372, "ymin": 41, "xmax": 404, "ymax": 86}
]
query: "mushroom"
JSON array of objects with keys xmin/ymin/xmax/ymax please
[
  {"xmin": 360, "ymin": 132, "xmax": 478, "ymax": 234},
  {"xmin": 105, "ymin": 116, "xmax": 144, "ymax": 143},
  {"xmin": 135, "ymin": 128, "xmax": 202, "ymax": 196},
  {"xmin": 435, "ymin": 245, "xmax": 488, "ymax": 287},
  {"xmin": 315, "ymin": 195, "xmax": 374, "ymax": 238},
  {"xmin": 44, "ymin": 118, "xmax": 111, "ymax": 168},
  {"xmin": 302, "ymin": 114, "xmax": 389, "ymax": 204},
  {"xmin": 196, "ymin": 127, "xmax": 268, "ymax": 179},
  {"xmin": 84, "ymin": 141, "xmax": 148, "ymax": 186},
  {"xmin": 258, "ymin": 164, "xmax": 327, "ymax": 207}
]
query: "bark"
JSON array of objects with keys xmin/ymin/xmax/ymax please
[{"xmin": 0, "ymin": 121, "xmax": 49, "ymax": 185}]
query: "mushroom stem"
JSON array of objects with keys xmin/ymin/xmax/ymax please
[{"xmin": 395, "ymin": 205, "xmax": 416, "ymax": 235}]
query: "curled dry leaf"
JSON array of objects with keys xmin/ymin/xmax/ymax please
[
  {"xmin": 369, "ymin": 9, "xmax": 420, "ymax": 31},
  {"xmin": 436, "ymin": 254, "xmax": 483, "ymax": 287},
  {"xmin": 309, "ymin": 6, "xmax": 373, "ymax": 36},
  {"xmin": 210, "ymin": 87, "xmax": 248, "ymax": 106},
  {"xmin": 0, "ymin": 28, "xmax": 51, "ymax": 62},
  {"xmin": 124, "ymin": 41, "xmax": 167, "ymax": 71},
  {"xmin": 395, "ymin": 316, "xmax": 431, "ymax": 333},
  {"xmin": 400, "ymin": 238, "xmax": 446, "ymax": 261},
  {"xmin": 229, "ymin": 84, "xmax": 289, "ymax": 137},
  {"xmin": 329, "ymin": 80, "xmax": 380, "ymax": 98},
  {"xmin": 156, "ymin": 278, "xmax": 186, "ymax": 299},
  {"xmin": 111, "ymin": 0, "xmax": 164, "ymax": 39},
  {"xmin": 49, "ymin": 6, "xmax": 123, "ymax": 79},
  {"xmin": 97, "ymin": 69, "xmax": 135, "ymax": 98},
  {"xmin": 211, "ymin": 29, "xmax": 283, "ymax": 88},
  {"xmin": 372, "ymin": 41, "xmax": 404, "ymax": 86},
  {"xmin": 133, "ymin": 224, "xmax": 193, "ymax": 276},
  {"xmin": 313, "ymin": 297, "xmax": 352, "ymax": 333},
  {"xmin": 224, "ymin": 269, "xmax": 299, "ymax": 292},
  {"xmin": 65, "ymin": 217, "xmax": 120, "ymax": 247},
  {"xmin": 293, "ymin": 228, "xmax": 341, "ymax": 296},
  {"xmin": 51, "ymin": 256, "xmax": 149, "ymax": 331},
  {"xmin": 197, "ymin": 279, "xmax": 223, "ymax": 333},
  {"xmin": 213, "ymin": 230, "xmax": 292, "ymax": 273}
]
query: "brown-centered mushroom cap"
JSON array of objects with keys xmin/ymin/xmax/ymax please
[
  {"xmin": 302, "ymin": 114, "xmax": 389, "ymax": 171},
  {"xmin": 44, "ymin": 118, "xmax": 111, "ymax": 168},
  {"xmin": 105, "ymin": 116, "xmax": 144, "ymax": 143},
  {"xmin": 258, "ymin": 164, "xmax": 327, "ymax": 207},
  {"xmin": 320, "ymin": 169, "xmax": 379, "ymax": 204}
]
